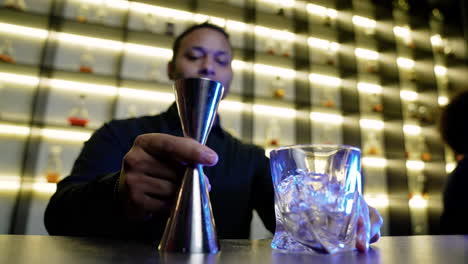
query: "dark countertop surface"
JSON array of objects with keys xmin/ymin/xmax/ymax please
[{"xmin": 1, "ymin": 235, "xmax": 467, "ymax": 263}]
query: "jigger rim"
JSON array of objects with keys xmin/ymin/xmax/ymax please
[
  {"xmin": 269, "ymin": 144, "xmax": 361, "ymax": 155},
  {"xmin": 175, "ymin": 77, "xmax": 221, "ymax": 84}
]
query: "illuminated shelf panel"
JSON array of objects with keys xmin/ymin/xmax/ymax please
[
  {"xmin": 0, "ymin": 176, "xmax": 56, "ymax": 194},
  {"xmin": 0, "ymin": 122, "xmax": 92, "ymax": 142},
  {"xmin": 0, "ymin": 20, "xmax": 450, "ymax": 81}
]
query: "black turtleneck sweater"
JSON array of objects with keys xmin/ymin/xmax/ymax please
[{"xmin": 44, "ymin": 103, "xmax": 275, "ymax": 240}]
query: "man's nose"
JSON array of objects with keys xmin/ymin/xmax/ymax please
[{"xmin": 198, "ymin": 56, "xmax": 215, "ymax": 76}]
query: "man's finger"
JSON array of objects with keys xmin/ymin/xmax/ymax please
[
  {"xmin": 356, "ymin": 196, "xmax": 371, "ymax": 252},
  {"xmin": 368, "ymin": 206, "xmax": 383, "ymax": 244},
  {"xmin": 135, "ymin": 134, "xmax": 218, "ymax": 166}
]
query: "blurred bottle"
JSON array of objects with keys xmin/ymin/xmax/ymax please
[
  {"xmin": 365, "ymin": 131, "xmax": 380, "ymax": 156},
  {"xmin": 79, "ymin": 46, "xmax": 95, "ymax": 73},
  {"xmin": 144, "ymin": 12, "xmax": 158, "ymax": 32},
  {"xmin": 95, "ymin": 0, "xmax": 109, "ymax": 24},
  {"xmin": 265, "ymin": 118, "xmax": 281, "ymax": 147},
  {"xmin": 321, "ymin": 88, "xmax": 336, "ymax": 108},
  {"xmin": 271, "ymin": 75, "xmax": 285, "ymax": 99},
  {"xmin": 165, "ymin": 16, "xmax": 176, "ymax": 36},
  {"xmin": 4, "ymin": 0, "xmax": 26, "ymax": 11},
  {"xmin": 45, "ymin": 146, "xmax": 63, "ymax": 183},
  {"xmin": 0, "ymin": 39, "xmax": 16, "ymax": 64},
  {"xmin": 68, "ymin": 94, "xmax": 90, "ymax": 127},
  {"xmin": 76, "ymin": 3, "xmax": 90, "ymax": 23}
]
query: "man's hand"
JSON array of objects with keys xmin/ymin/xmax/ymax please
[
  {"xmin": 118, "ymin": 133, "xmax": 217, "ymax": 221},
  {"xmin": 356, "ymin": 195, "xmax": 383, "ymax": 252}
]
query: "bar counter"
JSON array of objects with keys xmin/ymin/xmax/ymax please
[{"xmin": 0, "ymin": 235, "xmax": 466, "ymax": 263}]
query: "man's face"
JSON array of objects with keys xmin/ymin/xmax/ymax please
[{"xmin": 168, "ymin": 27, "xmax": 233, "ymax": 98}]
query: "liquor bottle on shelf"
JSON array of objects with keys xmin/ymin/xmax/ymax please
[
  {"xmin": 325, "ymin": 44, "xmax": 338, "ymax": 66},
  {"xmin": 318, "ymin": 125, "xmax": 334, "ymax": 144},
  {"xmin": 364, "ymin": 59, "xmax": 379, "ymax": 73},
  {"xmin": 45, "ymin": 146, "xmax": 63, "ymax": 184},
  {"xmin": 418, "ymin": 105, "xmax": 433, "ymax": 124},
  {"xmin": 144, "ymin": 12, "xmax": 158, "ymax": 32},
  {"xmin": 68, "ymin": 94, "xmax": 90, "ymax": 127},
  {"xmin": 79, "ymin": 47, "xmax": 95, "ymax": 73},
  {"xmin": 279, "ymin": 39, "xmax": 291, "ymax": 58},
  {"xmin": 369, "ymin": 93, "xmax": 383, "ymax": 113},
  {"xmin": 409, "ymin": 173, "xmax": 427, "ymax": 199},
  {"xmin": 0, "ymin": 39, "xmax": 16, "ymax": 64},
  {"xmin": 76, "ymin": 3, "xmax": 90, "ymax": 23},
  {"xmin": 4, "ymin": 0, "xmax": 26, "ymax": 11},
  {"xmin": 271, "ymin": 75, "xmax": 285, "ymax": 99},
  {"xmin": 95, "ymin": 0, "xmax": 109, "ymax": 24},
  {"xmin": 321, "ymin": 88, "xmax": 336, "ymax": 108},
  {"xmin": 407, "ymin": 102, "xmax": 419, "ymax": 120},
  {"xmin": 165, "ymin": 16, "xmax": 176, "ymax": 36},
  {"xmin": 265, "ymin": 118, "xmax": 281, "ymax": 147},
  {"xmin": 364, "ymin": 131, "xmax": 381, "ymax": 156},
  {"xmin": 265, "ymin": 37, "xmax": 277, "ymax": 55}
]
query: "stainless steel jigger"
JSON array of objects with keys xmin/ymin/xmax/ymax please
[{"xmin": 158, "ymin": 77, "xmax": 224, "ymax": 253}]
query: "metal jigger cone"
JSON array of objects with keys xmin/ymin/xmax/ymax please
[{"xmin": 158, "ymin": 77, "xmax": 224, "ymax": 253}]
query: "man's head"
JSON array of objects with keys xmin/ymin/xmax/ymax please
[
  {"xmin": 168, "ymin": 23, "xmax": 233, "ymax": 98},
  {"xmin": 439, "ymin": 90, "xmax": 468, "ymax": 155}
]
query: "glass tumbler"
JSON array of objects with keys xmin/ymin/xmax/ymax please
[{"xmin": 270, "ymin": 144, "xmax": 362, "ymax": 254}]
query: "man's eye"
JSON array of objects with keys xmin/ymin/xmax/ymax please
[
  {"xmin": 186, "ymin": 54, "xmax": 199, "ymax": 60},
  {"xmin": 216, "ymin": 57, "xmax": 230, "ymax": 66}
]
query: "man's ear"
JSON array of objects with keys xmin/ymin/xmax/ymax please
[{"xmin": 167, "ymin": 61, "xmax": 175, "ymax": 80}]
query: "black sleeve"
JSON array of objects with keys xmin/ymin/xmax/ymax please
[
  {"xmin": 44, "ymin": 122, "xmax": 166, "ymax": 240},
  {"xmin": 251, "ymin": 148, "xmax": 276, "ymax": 234},
  {"xmin": 440, "ymin": 168, "xmax": 468, "ymax": 235}
]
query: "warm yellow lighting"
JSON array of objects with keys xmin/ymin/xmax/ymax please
[
  {"xmin": 400, "ymin": 90, "xmax": 418, "ymax": 101},
  {"xmin": 253, "ymin": 104, "xmax": 296, "ymax": 118},
  {"xmin": 406, "ymin": 160, "xmax": 425, "ymax": 171},
  {"xmin": 193, "ymin": 14, "xmax": 209, "ymax": 23},
  {"xmin": 130, "ymin": 2, "xmax": 192, "ymax": 20},
  {"xmin": 71, "ymin": 0, "xmax": 130, "ymax": 9},
  {"xmin": 260, "ymin": 0, "xmax": 295, "ymax": 7},
  {"xmin": 41, "ymin": 128, "xmax": 92, "ymax": 142},
  {"xmin": 360, "ymin": 119, "xmax": 384, "ymax": 130},
  {"xmin": 118, "ymin": 88, "xmax": 174, "ymax": 102},
  {"xmin": 219, "ymin": 100, "xmax": 244, "ymax": 112},
  {"xmin": 364, "ymin": 194, "xmax": 389, "ymax": 208},
  {"xmin": 124, "ymin": 43, "xmax": 172, "ymax": 58},
  {"xmin": 409, "ymin": 194, "xmax": 428, "ymax": 209},
  {"xmin": 309, "ymin": 73, "xmax": 341, "ymax": 86},
  {"xmin": 357, "ymin": 82, "xmax": 382, "ymax": 94},
  {"xmin": 254, "ymin": 26, "xmax": 271, "ymax": 37},
  {"xmin": 0, "ymin": 123, "xmax": 30, "ymax": 136},
  {"xmin": 307, "ymin": 37, "xmax": 340, "ymax": 51},
  {"xmin": 393, "ymin": 26, "xmax": 411, "ymax": 39},
  {"xmin": 397, "ymin": 57, "xmax": 415, "ymax": 69},
  {"xmin": 254, "ymin": 64, "xmax": 295, "ymax": 78},
  {"xmin": 352, "ymin": 16, "xmax": 376, "ymax": 29},
  {"xmin": 273, "ymin": 29, "xmax": 295, "ymax": 41},
  {"xmin": 430, "ymin": 34, "xmax": 443, "ymax": 47},
  {"xmin": 0, "ymin": 72, "xmax": 40, "ymax": 86},
  {"xmin": 32, "ymin": 182, "xmax": 57, "ymax": 194},
  {"xmin": 438, "ymin": 96, "xmax": 449, "ymax": 106},
  {"xmin": 0, "ymin": 177, "xmax": 21, "ymax": 191},
  {"xmin": 362, "ymin": 157, "xmax": 387, "ymax": 168},
  {"xmin": 55, "ymin": 33, "xmax": 123, "ymax": 51},
  {"xmin": 446, "ymin": 162, "xmax": 456, "ymax": 173},
  {"xmin": 434, "ymin": 65, "xmax": 447, "ymax": 76},
  {"xmin": 48, "ymin": 79, "xmax": 117, "ymax": 96},
  {"xmin": 306, "ymin": 4, "xmax": 337, "ymax": 18},
  {"xmin": 0, "ymin": 22, "xmax": 49, "ymax": 39},
  {"xmin": 232, "ymin": 60, "xmax": 248, "ymax": 70},
  {"xmin": 355, "ymin": 48, "xmax": 379, "ymax": 60},
  {"xmin": 226, "ymin": 20, "xmax": 248, "ymax": 31},
  {"xmin": 403, "ymin": 124, "xmax": 421, "ymax": 135},
  {"xmin": 310, "ymin": 112, "xmax": 343, "ymax": 124}
]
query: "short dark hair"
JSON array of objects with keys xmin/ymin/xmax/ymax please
[
  {"xmin": 439, "ymin": 90, "xmax": 468, "ymax": 154},
  {"xmin": 171, "ymin": 22, "xmax": 230, "ymax": 63}
]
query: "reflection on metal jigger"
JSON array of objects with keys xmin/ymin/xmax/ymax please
[{"xmin": 158, "ymin": 78, "xmax": 224, "ymax": 253}]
